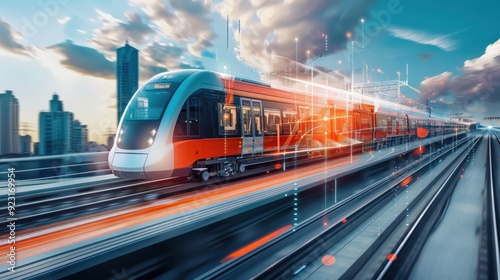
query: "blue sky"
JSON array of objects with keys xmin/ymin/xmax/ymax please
[{"xmin": 0, "ymin": 0, "xmax": 499, "ymax": 144}]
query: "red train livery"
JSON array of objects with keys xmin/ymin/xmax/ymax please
[{"xmin": 108, "ymin": 70, "xmax": 469, "ymax": 180}]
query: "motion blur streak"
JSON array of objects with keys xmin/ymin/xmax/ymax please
[
  {"xmin": 0, "ymin": 156, "xmax": 358, "ymax": 262},
  {"xmin": 221, "ymin": 224, "xmax": 293, "ymax": 263},
  {"xmin": 400, "ymin": 176, "xmax": 412, "ymax": 187}
]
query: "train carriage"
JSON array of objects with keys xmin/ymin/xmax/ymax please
[{"xmin": 108, "ymin": 69, "xmax": 470, "ymax": 181}]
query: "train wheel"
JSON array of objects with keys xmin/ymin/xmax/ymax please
[
  {"xmin": 189, "ymin": 171, "xmax": 200, "ymax": 182},
  {"xmin": 201, "ymin": 170, "xmax": 210, "ymax": 181},
  {"xmin": 238, "ymin": 164, "xmax": 245, "ymax": 173}
]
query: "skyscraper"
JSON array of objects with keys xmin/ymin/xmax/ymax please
[
  {"xmin": 71, "ymin": 120, "xmax": 88, "ymax": 153},
  {"xmin": 20, "ymin": 135, "xmax": 32, "ymax": 154},
  {"xmin": 0, "ymin": 90, "xmax": 20, "ymax": 156},
  {"xmin": 116, "ymin": 41, "xmax": 139, "ymax": 125},
  {"xmin": 33, "ymin": 142, "xmax": 39, "ymax": 155},
  {"xmin": 39, "ymin": 94, "xmax": 74, "ymax": 155}
]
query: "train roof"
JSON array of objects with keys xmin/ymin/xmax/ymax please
[
  {"xmin": 147, "ymin": 69, "xmax": 201, "ymax": 84},
  {"xmin": 146, "ymin": 70, "xmax": 467, "ymax": 124}
]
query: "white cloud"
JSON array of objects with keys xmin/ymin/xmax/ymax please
[
  {"xmin": 0, "ymin": 17, "xmax": 32, "ymax": 56},
  {"xmin": 387, "ymin": 26, "xmax": 460, "ymax": 51},
  {"xmin": 90, "ymin": 10, "xmax": 154, "ymax": 56},
  {"xmin": 57, "ymin": 16, "xmax": 71, "ymax": 25},
  {"xmin": 95, "ymin": 9, "xmax": 121, "ymax": 24},
  {"xmin": 463, "ymin": 39, "xmax": 500, "ymax": 71},
  {"xmin": 420, "ymin": 38, "xmax": 500, "ymax": 116},
  {"xmin": 48, "ymin": 40, "xmax": 115, "ymax": 79},
  {"xmin": 130, "ymin": 0, "xmax": 216, "ymax": 57},
  {"xmin": 216, "ymin": 0, "xmax": 378, "ymax": 77},
  {"xmin": 140, "ymin": 41, "xmax": 205, "ymax": 80},
  {"xmin": 43, "ymin": 4, "xmax": 209, "ymax": 81}
]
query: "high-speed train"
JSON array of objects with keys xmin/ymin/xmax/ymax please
[{"xmin": 108, "ymin": 69, "xmax": 470, "ymax": 181}]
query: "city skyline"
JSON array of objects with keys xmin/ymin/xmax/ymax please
[
  {"xmin": 39, "ymin": 93, "xmax": 90, "ymax": 155},
  {"xmin": 0, "ymin": 0, "xmax": 499, "ymax": 147},
  {"xmin": 0, "ymin": 90, "xmax": 97, "ymax": 156},
  {"xmin": 0, "ymin": 90, "xmax": 104, "ymax": 157}
]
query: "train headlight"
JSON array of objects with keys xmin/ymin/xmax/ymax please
[
  {"xmin": 148, "ymin": 129, "xmax": 157, "ymax": 146},
  {"xmin": 117, "ymin": 129, "xmax": 124, "ymax": 144}
]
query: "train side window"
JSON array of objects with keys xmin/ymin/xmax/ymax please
[
  {"xmin": 189, "ymin": 97, "xmax": 200, "ymax": 137},
  {"xmin": 242, "ymin": 100, "xmax": 252, "ymax": 136},
  {"xmin": 361, "ymin": 117, "xmax": 370, "ymax": 130},
  {"xmin": 335, "ymin": 111, "xmax": 345, "ymax": 134},
  {"xmin": 400, "ymin": 118, "xmax": 406, "ymax": 132},
  {"xmin": 377, "ymin": 117, "xmax": 387, "ymax": 132},
  {"xmin": 353, "ymin": 113, "xmax": 361, "ymax": 131},
  {"xmin": 299, "ymin": 106, "xmax": 310, "ymax": 120},
  {"xmin": 174, "ymin": 103, "xmax": 187, "ymax": 136},
  {"xmin": 136, "ymin": 97, "xmax": 149, "ymax": 118},
  {"xmin": 264, "ymin": 108, "xmax": 281, "ymax": 135},
  {"xmin": 218, "ymin": 103, "xmax": 237, "ymax": 135},
  {"xmin": 282, "ymin": 110, "xmax": 297, "ymax": 135},
  {"xmin": 252, "ymin": 101, "xmax": 263, "ymax": 137},
  {"xmin": 387, "ymin": 117, "xmax": 392, "ymax": 134}
]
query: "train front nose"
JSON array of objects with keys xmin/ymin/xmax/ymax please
[
  {"xmin": 109, "ymin": 121, "xmax": 165, "ymax": 179},
  {"xmin": 109, "ymin": 151, "xmax": 149, "ymax": 179},
  {"xmin": 108, "ymin": 142, "xmax": 175, "ymax": 179}
]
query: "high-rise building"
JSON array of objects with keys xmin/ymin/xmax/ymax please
[
  {"xmin": 72, "ymin": 120, "xmax": 88, "ymax": 153},
  {"xmin": 20, "ymin": 135, "xmax": 32, "ymax": 154},
  {"xmin": 107, "ymin": 134, "xmax": 115, "ymax": 151},
  {"xmin": 39, "ymin": 94, "xmax": 74, "ymax": 155},
  {"xmin": 116, "ymin": 41, "xmax": 138, "ymax": 125},
  {"xmin": 0, "ymin": 90, "xmax": 20, "ymax": 155}
]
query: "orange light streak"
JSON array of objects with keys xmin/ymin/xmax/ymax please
[
  {"xmin": 0, "ymin": 156, "xmax": 359, "ymax": 263},
  {"xmin": 221, "ymin": 224, "xmax": 293, "ymax": 263},
  {"xmin": 400, "ymin": 176, "xmax": 412, "ymax": 187},
  {"xmin": 387, "ymin": 253, "xmax": 398, "ymax": 261}
]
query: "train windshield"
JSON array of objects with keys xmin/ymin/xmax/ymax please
[{"xmin": 123, "ymin": 82, "xmax": 179, "ymax": 121}]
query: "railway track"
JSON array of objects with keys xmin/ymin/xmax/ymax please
[
  {"xmin": 373, "ymin": 134, "xmax": 483, "ymax": 278},
  {"xmin": 0, "ymin": 133, "xmax": 477, "ymax": 279},
  {"xmin": 485, "ymin": 129, "xmax": 500, "ymax": 279},
  {"xmin": 197, "ymin": 134, "xmax": 479, "ymax": 279},
  {"xmin": 374, "ymin": 129, "xmax": 499, "ymax": 279},
  {"xmin": 0, "ymin": 152, "xmax": 338, "ymax": 231}
]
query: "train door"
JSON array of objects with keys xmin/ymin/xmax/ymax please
[
  {"xmin": 241, "ymin": 98, "xmax": 263, "ymax": 156},
  {"xmin": 395, "ymin": 118, "xmax": 400, "ymax": 134},
  {"xmin": 353, "ymin": 113, "xmax": 361, "ymax": 139},
  {"xmin": 387, "ymin": 117, "xmax": 392, "ymax": 136},
  {"xmin": 298, "ymin": 106, "xmax": 310, "ymax": 136}
]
